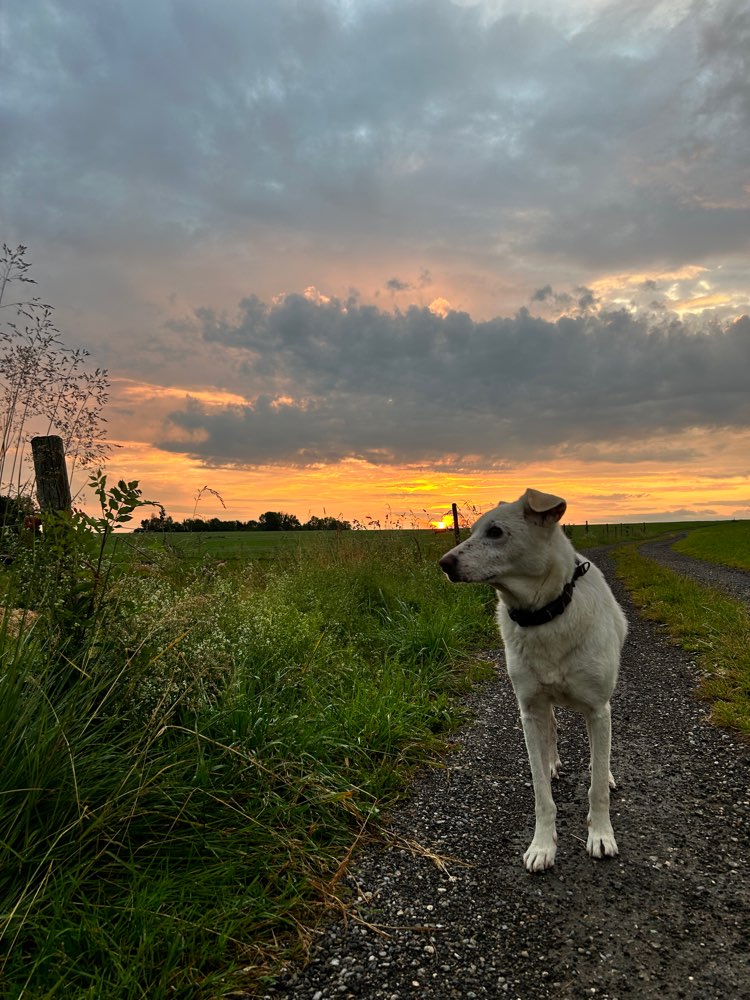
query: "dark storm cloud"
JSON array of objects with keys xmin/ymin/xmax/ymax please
[
  {"xmin": 158, "ymin": 295, "xmax": 750, "ymax": 467},
  {"xmin": 2, "ymin": 0, "xmax": 748, "ymax": 270}
]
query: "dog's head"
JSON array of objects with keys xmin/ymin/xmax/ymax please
[{"xmin": 439, "ymin": 488, "xmax": 567, "ymax": 586}]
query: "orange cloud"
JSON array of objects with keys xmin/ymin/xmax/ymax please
[
  {"xmin": 428, "ymin": 297, "xmax": 452, "ymax": 317},
  {"xmin": 671, "ymin": 293, "xmax": 731, "ymax": 313},
  {"xmin": 115, "ymin": 378, "xmax": 248, "ymax": 407}
]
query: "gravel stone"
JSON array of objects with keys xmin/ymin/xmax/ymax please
[{"xmin": 257, "ymin": 551, "xmax": 750, "ymax": 1000}]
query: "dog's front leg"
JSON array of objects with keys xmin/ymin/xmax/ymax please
[
  {"xmin": 549, "ymin": 707, "xmax": 562, "ymax": 779},
  {"xmin": 519, "ymin": 705, "xmax": 557, "ymax": 871},
  {"xmin": 585, "ymin": 703, "xmax": 618, "ymax": 859}
]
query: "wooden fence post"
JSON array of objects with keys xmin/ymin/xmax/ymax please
[
  {"xmin": 31, "ymin": 435, "xmax": 71, "ymax": 513},
  {"xmin": 451, "ymin": 502, "xmax": 460, "ymax": 545}
]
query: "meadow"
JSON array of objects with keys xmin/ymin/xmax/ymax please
[{"xmin": 1, "ymin": 508, "xmax": 748, "ymax": 998}]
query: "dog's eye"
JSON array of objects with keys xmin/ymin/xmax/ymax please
[{"xmin": 486, "ymin": 524, "xmax": 504, "ymax": 539}]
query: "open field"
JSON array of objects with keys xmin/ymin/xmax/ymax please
[
  {"xmin": 122, "ymin": 527, "xmax": 333, "ymax": 563},
  {"xmin": 673, "ymin": 519, "xmax": 750, "ymax": 571},
  {"xmin": 120, "ymin": 517, "xmax": 724, "ymax": 565}
]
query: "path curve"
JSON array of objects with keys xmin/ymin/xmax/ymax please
[
  {"xmin": 639, "ymin": 533, "xmax": 750, "ymax": 605},
  {"xmin": 260, "ymin": 553, "xmax": 750, "ymax": 1000}
]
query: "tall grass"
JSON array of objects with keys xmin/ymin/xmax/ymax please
[{"xmin": 0, "ymin": 530, "xmax": 493, "ymax": 998}]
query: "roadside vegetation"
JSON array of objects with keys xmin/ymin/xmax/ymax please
[{"xmin": 613, "ymin": 538, "xmax": 750, "ymax": 737}]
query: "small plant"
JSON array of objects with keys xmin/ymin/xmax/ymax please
[{"xmin": 58, "ymin": 472, "xmax": 161, "ymax": 628}]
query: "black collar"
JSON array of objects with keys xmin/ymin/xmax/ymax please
[{"xmin": 507, "ymin": 560, "xmax": 590, "ymax": 628}]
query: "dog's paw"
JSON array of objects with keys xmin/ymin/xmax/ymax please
[
  {"xmin": 586, "ymin": 825, "xmax": 618, "ymax": 860},
  {"xmin": 550, "ymin": 758, "xmax": 562, "ymax": 780},
  {"xmin": 524, "ymin": 835, "xmax": 557, "ymax": 872}
]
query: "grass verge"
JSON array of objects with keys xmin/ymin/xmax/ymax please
[{"xmin": 613, "ymin": 543, "xmax": 750, "ymax": 737}]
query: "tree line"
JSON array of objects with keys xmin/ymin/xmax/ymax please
[{"xmin": 135, "ymin": 511, "xmax": 352, "ymax": 533}]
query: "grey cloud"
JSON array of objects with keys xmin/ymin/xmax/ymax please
[
  {"xmin": 157, "ymin": 295, "xmax": 750, "ymax": 467},
  {"xmin": 386, "ymin": 278, "xmax": 411, "ymax": 292},
  {"xmin": 2, "ymin": 0, "xmax": 748, "ymax": 274}
]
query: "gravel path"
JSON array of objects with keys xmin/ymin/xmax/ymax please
[
  {"xmin": 260, "ymin": 552, "xmax": 750, "ymax": 1000},
  {"xmin": 639, "ymin": 533, "xmax": 750, "ymax": 605}
]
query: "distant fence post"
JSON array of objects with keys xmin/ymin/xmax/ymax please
[
  {"xmin": 451, "ymin": 502, "xmax": 460, "ymax": 545},
  {"xmin": 31, "ymin": 435, "xmax": 71, "ymax": 514}
]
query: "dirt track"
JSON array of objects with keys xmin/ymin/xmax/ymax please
[{"xmin": 261, "ymin": 549, "xmax": 750, "ymax": 1000}]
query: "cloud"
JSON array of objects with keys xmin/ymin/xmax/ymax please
[
  {"xmin": 157, "ymin": 294, "xmax": 750, "ymax": 468},
  {"xmin": 2, "ymin": 0, "xmax": 748, "ymax": 284},
  {"xmin": 386, "ymin": 277, "xmax": 411, "ymax": 292}
]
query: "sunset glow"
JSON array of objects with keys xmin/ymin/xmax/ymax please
[{"xmin": 92, "ymin": 425, "xmax": 750, "ymax": 529}]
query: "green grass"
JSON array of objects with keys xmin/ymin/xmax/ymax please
[
  {"xmin": 673, "ymin": 520, "xmax": 750, "ymax": 571},
  {"xmin": 121, "ymin": 528, "xmax": 329, "ymax": 564},
  {"xmin": 0, "ymin": 531, "xmax": 494, "ymax": 999},
  {"xmin": 613, "ymin": 543, "xmax": 750, "ymax": 736}
]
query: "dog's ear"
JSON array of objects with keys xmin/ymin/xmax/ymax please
[{"xmin": 523, "ymin": 488, "xmax": 566, "ymax": 526}]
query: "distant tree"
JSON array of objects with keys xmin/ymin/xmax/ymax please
[
  {"xmin": 303, "ymin": 514, "xmax": 352, "ymax": 531},
  {"xmin": 137, "ymin": 512, "xmax": 183, "ymax": 532},
  {"xmin": 258, "ymin": 511, "xmax": 301, "ymax": 531}
]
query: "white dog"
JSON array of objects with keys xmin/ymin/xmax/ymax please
[{"xmin": 439, "ymin": 489, "xmax": 627, "ymax": 872}]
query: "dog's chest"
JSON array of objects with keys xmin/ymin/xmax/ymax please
[{"xmin": 500, "ymin": 618, "xmax": 588, "ymax": 704}]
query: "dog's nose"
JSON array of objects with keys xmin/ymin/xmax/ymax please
[{"xmin": 439, "ymin": 552, "xmax": 458, "ymax": 577}]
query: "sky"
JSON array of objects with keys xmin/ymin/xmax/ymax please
[{"xmin": 2, "ymin": 0, "xmax": 749, "ymax": 527}]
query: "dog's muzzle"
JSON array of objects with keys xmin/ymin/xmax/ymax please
[{"xmin": 439, "ymin": 551, "xmax": 461, "ymax": 582}]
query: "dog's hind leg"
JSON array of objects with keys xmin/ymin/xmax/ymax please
[
  {"xmin": 549, "ymin": 707, "xmax": 562, "ymax": 779},
  {"xmin": 519, "ymin": 704, "xmax": 558, "ymax": 872},
  {"xmin": 584, "ymin": 703, "xmax": 618, "ymax": 860}
]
